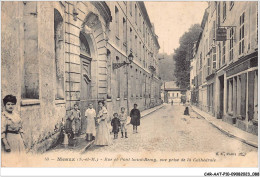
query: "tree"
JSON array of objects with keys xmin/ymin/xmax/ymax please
[
  {"xmin": 173, "ymin": 24, "xmax": 202, "ymax": 89},
  {"xmin": 158, "ymin": 53, "xmax": 175, "ymax": 81}
]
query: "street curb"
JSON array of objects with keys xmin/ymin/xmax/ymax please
[
  {"xmin": 141, "ymin": 104, "xmax": 165, "ymax": 118},
  {"xmin": 191, "ymin": 106, "xmax": 258, "ymax": 148}
]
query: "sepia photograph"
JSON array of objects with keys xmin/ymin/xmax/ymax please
[{"xmin": 1, "ymin": 0, "xmax": 259, "ymax": 172}]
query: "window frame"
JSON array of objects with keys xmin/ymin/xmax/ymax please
[
  {"xmin": 230, "ymin": 1, "xmax": 234, "ymax": 10},
  {"xmin": 115, "ymin": 6, "xmax": 119, "ymax": 38},
  {"xmin": 123, "ymin": 17, "xmax": 126, "ymax": 45},
  {"xmin": 135, "ymin": 4, "xmax": 137, "ymax": 25},
  {"xmin": 116, "ymin": 56, "xmax": 120, "ymax": 98},
  {"xmin": 129, "ymin": 1, "xmax": 132, "ymax": 16},
  {"xmin": 239, "ymin": 12, "xmax": 245, "ymax": 55},
  {"xmin": 229, "ymin": 28, "xmax": 234, "ymax": 61},
  {"xmin": 223, "ymin": 1, "xmax": 226, "ymax": 22}
]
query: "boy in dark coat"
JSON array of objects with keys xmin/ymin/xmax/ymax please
[
  {"xmin": 111, "ymin": 113, "xmax": 121, "ymax": 139},
  {"xmin": 130, "ymin": 104, "xmax": 141, "ymax": 133}
]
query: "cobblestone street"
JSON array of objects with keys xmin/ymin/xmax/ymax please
[{"xmin": 82, "ymin": 104, "xmax": 257, "ymax": 154}]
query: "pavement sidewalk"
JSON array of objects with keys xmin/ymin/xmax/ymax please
[
  {"xmin": 190, "ymin": 105, "xmax": 258, "ymax": 148},
  {"xmin": 49, "ymin": 104, "xmax": 165, "ymax": 153}
]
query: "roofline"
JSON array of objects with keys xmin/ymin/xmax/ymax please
[
  {"xmin": 138, "ymin": 2, "xmax": 160, "ymax": 49},
  {"xmin": 195, "ymin": 7, "xmax": 209, "ymax": 54},
  {"xmin": 164, "ymin": 89, "xmax": 187, "ymax": 91},
  {"xmin": 201, "ymin": 8, "xmax": 209, "ymax": 29}
]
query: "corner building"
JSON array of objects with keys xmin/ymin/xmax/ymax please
[{"xmin": 1, "ymin": 1, "xmax": 161, "ymax": 152}]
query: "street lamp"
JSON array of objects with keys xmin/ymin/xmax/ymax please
[{"xmin": 113, "ymin": 53, "xmax": 134, "ymax": 70}]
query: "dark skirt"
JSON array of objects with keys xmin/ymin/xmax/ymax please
[
  {"xmin": 184, "ymin": 107, "xmax": 189, "ymax": 115},
  {"xmin": 112, "ymin": 124, "xmax": 120, "ymax": 133},
  {"xmin": 130, "ymin": 117, "xmax": 140, "ymax": 126}
]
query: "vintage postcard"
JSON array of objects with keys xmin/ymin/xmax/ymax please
[{"xmin": 1, "ymin": 1, "xmax": 258, "ymax": 171}]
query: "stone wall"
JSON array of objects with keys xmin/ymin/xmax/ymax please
[
  {"xmin": 2, "ymin": 1, "xmax": 66, "ymax": 151},
  {"xmin": 1, "ymin": 1, "xmax": 162, "ymax": 152}
]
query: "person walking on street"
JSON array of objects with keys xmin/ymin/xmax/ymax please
[
  {"xmin": 95, "ymin": 101, "xmax": 111, "ymax": 146},
  {"xmin": 130, "ymin": 104, "xmax": 141, "ymax": 134},
  {"xmin": 111, "ymin": 113, "xmax": 120, "ymax": 139},
  {"xmin": 119, "ymin": 107, "xmax": 128, "ymax": 138},
  {"xmin": 85, "ymin": 103, "xmax": 96, "ymax": 141}
]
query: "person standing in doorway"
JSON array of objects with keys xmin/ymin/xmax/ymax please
[
  {"xmin": 130, "ymin": 104, "xmax": 141, "ymax": 133},
  {"xmin": 85, "ymin": 103, "xmax": 96, "ymax": 141}
]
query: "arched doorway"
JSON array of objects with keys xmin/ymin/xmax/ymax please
[
  {"xmin": 79, "ymin": 32, "xmax": 92, "ymax": 133},
  {"xmin": 78, "ymin": 10, "xmax": 110, "ymax": 133}
]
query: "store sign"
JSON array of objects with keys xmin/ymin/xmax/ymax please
[{"xmin": 216, "ymin": 28, "xmax": 227, "ymax": 41}]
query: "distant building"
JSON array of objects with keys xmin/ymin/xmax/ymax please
[
  {"xmin": 190, "ymin": 1, "xmax": 258, "ymax": 135},
  {"xmin": 163, "ymin": 81, "xmax": 187, "ymax": 104}
]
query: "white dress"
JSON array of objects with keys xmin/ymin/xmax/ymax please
[
  {"xmin": 85, "ymin": 108, "xmax": 96, "ymax": 136},
  {"xmin": 95, "ymin": 107, "xmax": 112, "ymax": 146}
]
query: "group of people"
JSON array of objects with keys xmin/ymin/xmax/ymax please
[
  {"xmin": 1, "ymin": 94, "xmax": 142, "ymax": 154},
  {"xmin": 111, "ymin": 104, "xmax": 141, "ymax": 140},
  {"xmin": 65, "ymin": 101, "xmax": 141, "ymax": 146}
]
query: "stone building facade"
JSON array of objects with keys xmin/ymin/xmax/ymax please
[
  {"xmin": 163, "ymin": 81, "xmax": 186, "ymax": 104},
  {"xmin": 190, "ymin": 1, "xmax": 258, "ymax": 135},
  {"xmin": 1, "ymin": 1, "xmax": 161, "ymax": 152}
]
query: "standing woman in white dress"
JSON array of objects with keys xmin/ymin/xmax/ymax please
[
  {"xmin": 95, "ymin": 101, "xmax": 111, "ymax": 146},
  {"xmin": 85, "ymin": 103, "xmax": 96, "ymax": 141}
]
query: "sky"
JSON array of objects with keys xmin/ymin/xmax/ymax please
[{"xmin": 145, "ymin": 1, "xmax": 208, "ymax": 55}]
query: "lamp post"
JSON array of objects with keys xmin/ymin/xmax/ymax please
[
  {"xmin": 112, "ymin": 53, "xmax": 134, "ymax": 115},
  {"xmin": 112, "ymin": 53, "xmax": 134, "ymax": 70}
]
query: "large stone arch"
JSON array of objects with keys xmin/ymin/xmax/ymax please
[
  {"xmin": 77, "ymin": 2, "xmax": 112, "ymax": 109},
  {"xmin": 80, "ymin": 11, "xmax": 106, "ymax": 101},
  {"xmin": 64, "ymin": 2, "xmax": 111, "ymax": 114}
]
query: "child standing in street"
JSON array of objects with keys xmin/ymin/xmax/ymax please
[
  {"xmin": 111, "ymin": 113, "xmax": 120, "ymax": 139},
  {"xmin": 130, "ymin": 104, "xmax": 141, "ymax": 133},
  {"xmin": 119, "ymin": 107, "xmax": 128, "ymax": 138}
]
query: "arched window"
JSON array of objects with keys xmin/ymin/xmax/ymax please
[{"xmin": 80, "ymin": 32, "xmax": 91, "ymax": 57}]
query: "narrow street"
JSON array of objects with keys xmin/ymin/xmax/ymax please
[
  {"xmin": 85, "ymin": 104, "xmax": 257, "ymax": 153},
  {"xmin": 47, "ymin": 104, "xmax": 257, "ymax": 154}
]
